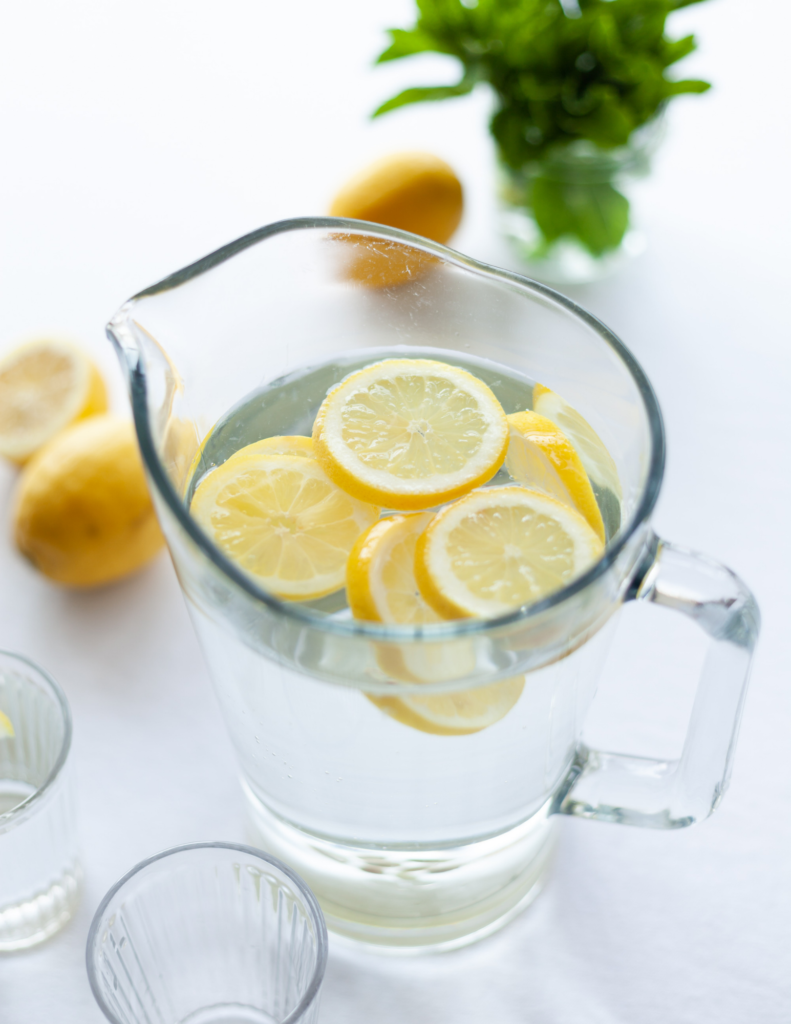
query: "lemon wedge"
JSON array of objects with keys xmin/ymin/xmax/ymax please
[
  {"xmin": 0, "ymin": 338, "xmax": 107, "ymax": 463},
  {"xmin": 346, "ymin": 512, "xmax": 440, "ymax": 625},
  {"xmin": 313, "ymin": 359, "xmax": 508, "ymax": 510},
  {"xmin": 415, "ymin": 485, "xmax": 603, "ymax": 619},
  {"xmin": 190, "ymin": 453, "xmax": 379, "ymax": 601},
  {"xmin": 506, "ymin": 410, "xmax": 604, "ymax": 543},
  {"xmin": 532, "ymin": 384, "xmax": 621, "ymax": 501},
  {"xmin": 0, "ymin": 711, "xmax": 15, "ymax": 739}
]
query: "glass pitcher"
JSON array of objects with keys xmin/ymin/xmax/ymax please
[{"xmin": 107, "ymin": 219, "xmax": 759, "ymax": 953}]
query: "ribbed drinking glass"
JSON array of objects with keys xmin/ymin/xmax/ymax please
[
  {"xmin": 0, "ymin": 650, "xmax": 80, "ymax": 951},
  {"xmin": 86, "ymin": 842, "xmax": 327, "ymax": 1024}
]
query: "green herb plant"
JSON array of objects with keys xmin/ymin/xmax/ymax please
[{"xmin": 373, "ymin": 0, "xmax": 710, "ymax": 259}]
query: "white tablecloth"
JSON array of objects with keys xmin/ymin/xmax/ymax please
[{"xmin": 1, "ymin": 1, "xmax": 789, "ymax": 1021}]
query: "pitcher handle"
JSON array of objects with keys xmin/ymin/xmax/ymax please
[{"xmin": 555, "ymin": 534, "xmax": 760, "ymax": 829}]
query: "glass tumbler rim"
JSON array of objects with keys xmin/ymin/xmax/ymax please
[
  {"xmin": 85, "ymin": 840, "xmax": 329, "ymax": 1024},
  {"xmin": 0, "ymin": 649, "xmax": 72, "ymax": 829},
  {"xmin": 109, "ymin": 216, "xmax": 665, "ymax": 640}
]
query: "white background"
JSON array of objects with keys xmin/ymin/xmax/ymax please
[{"xmin": 0, "ymin": 1, "xmax": 789, "ymax": 1021}]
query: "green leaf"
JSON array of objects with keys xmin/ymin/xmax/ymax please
[
  {"xmin": 376, "ymin": 28, "xmax": 446, "ymax": 63},
  {"xmin": 373, "ymin": 78, "xmax": 477, "ymax": 118},
  {"xmin": 663, "ymin": 78, "xmax": 711, "ymax": 95},
  {"xmin": 373, "ymin": 0, "xmax": 713, "ymax": 158},
  {"xmin": 531, "ymin": 177, "xmax": 630, "ymax": 255}
]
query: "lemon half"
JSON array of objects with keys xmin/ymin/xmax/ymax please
[
  {"xmin": 0, "ymin": 339, "xmax": 107, "ymax": 463},
  {"xmin": 415, "ymin": 485, "xmax": 603, "ymax": 619},
  {"xmin": 190, "ymin": 452, "xmax": 379, "ymax": 601},
  {"xmin": 313, "ymin": 359, "xmax": 508, "ymax": 510},
  {"xmin": 0, "ymin": 711, "xmax": 15, "ymax": 739}
]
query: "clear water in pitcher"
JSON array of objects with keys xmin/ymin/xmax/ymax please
[{"xmin": 184, "ymin": 347, "xmax": 619, "ymax": 847}]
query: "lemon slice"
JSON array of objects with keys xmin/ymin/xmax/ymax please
[
  {"xmin": 346, "ymin": 512, "xmax": 524, "ymax": 734},
  {"xmin": 371, "ymin": 676, "xmax": 525, "ymax": 737},
  {"xmin": 0, "ymin": 711, "xmax": 15, "ymax": 738},
  {"xmin": 506, "ymin": 411, "xmax": 605, "ymax": 543},
  {"xmin": 0, "ymin": 339, "xmax": 108, "ymax": 464},
  {"xmin": 415, "ymin": 485, "xmax": 604, "ymax": 619},
  {"xmin": 346, "ymin": 512, "xmax": 440, "ymax": 625},
  {"xmin": 191, "ymin": 454, "xmax": 380, "ymax": 600},
  {"xmin": 532, "ymin": 384, "xmax": 621, "ymax": 500},
  {"xmin": 313, "ymin": 359, "xmax": 508, "ymax": 511},
  {"xmin": 233, "ymin": 435, "xmax": 314, "ymax": 460}
]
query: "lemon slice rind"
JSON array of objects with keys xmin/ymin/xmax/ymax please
[{"xmin": 0, "ymin": 711, "xmax": 15, "ymax": 739}]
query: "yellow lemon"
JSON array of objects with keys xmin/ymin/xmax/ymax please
[
  {"xmin": 415, "ymin": 485, "xmax": 603, "ymax": 619},
  {"xmin": 313, "ymin": 358, "xmax": 508, "ymax": 511},
  {"xmin": 532, "ymin": 384, "xmax": 621, "ymax": 501},
  {"xmin": 330, "ymin": 152, "xmax": 463, "ymax": 244},
  {"xmin": 0, "ymin": 338, "xmax": 107, "ymax": 464},
  {"xmin": 13, "ymin": 415, "xmax": 164, "ymax": 587},
  {"xmin": 0, "ymin": 711, "xmax": 14, "ymax": 738},
  {"xmin": 506, "ymin": 410, "xmax": 605, "ymax": 542},
  {"xmin": 190, "ymin": 453, "xmax": 379, "ymax": 601}
]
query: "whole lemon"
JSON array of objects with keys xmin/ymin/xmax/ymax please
[
  {"xmin": 329, "ymin": 151, "xmax": 463, "ymax": 243},
  {"xmin": 13, "ymin": 415, "xmax": 164, "ymax": 587}
]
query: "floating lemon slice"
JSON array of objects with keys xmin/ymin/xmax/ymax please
[
  {"xmin": 532, "ymin": 384, "xmax": 621, "ymax": 501},
  {"xmin": 346, "ymin": 512, "xmax": 440, "ymax": 625},
  {"xmin": 191, "ymin": 454, "xmax": 379, "ymax": 600},
  {"xmin": 233, "ymin": 435, "xmax": 314, "ymax": 460},
  {"xmin": 0, "ymin": 338, "xmax": 107, "ymax": 463},
  {"xmin": 415, "ymin": 486, "xmax": 604, "ymax": 619},
  {"xmin": 506, "ymin": 411, "xmax": 605, "ymax": 543},
  {"xmin": 346, "ymin": 512, "xmax": 524, "ymax": 735},
  {"xmin": 313, "ymin": 359, "xmax": 508, "ymax": 511},
  {"xmin": 0, "ymin": 711, "xmax": 14, "ymax": 738},
  {"xmin": 371, "ymin": 677, "xmax": 525, "ymax": 737}
]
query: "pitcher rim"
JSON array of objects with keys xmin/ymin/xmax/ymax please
[{"xmin": 108, "ymin": 216, "xmax": 665, "ymax": 640}]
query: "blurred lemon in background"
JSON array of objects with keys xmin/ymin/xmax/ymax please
[
  {"xmin": 13, "ymin": 415, "xmax": 164, "ymax": 587},
  {"xmin": 330, "ymin": 151, "xmax": 463, "ymax": 244},
  {"xmin": 0, "ymin": 339, "xmax": 107, "ymax": 464}
]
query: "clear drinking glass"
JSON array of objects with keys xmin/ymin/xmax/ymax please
[
  {"xmin": 86, "ymin": 842, "xmax": 327, "ymax": 1024},
  {"xmin": 107, "ymin": 219, "xmax": 760, "ymax": 952},
  {"xmin": 0, "ymin": 650, "xmax": 81, "ymax": 950}
]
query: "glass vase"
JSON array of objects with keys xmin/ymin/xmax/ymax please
[{"xmin": 498, "ymin": 118, "xmax": 663, "ymax": 285}]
